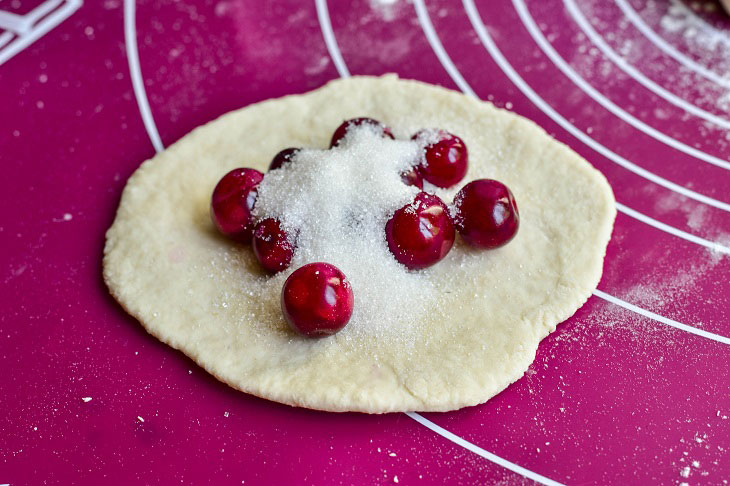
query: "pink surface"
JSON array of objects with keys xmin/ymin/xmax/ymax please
[{"xmin": 1, "ymin": 0, "xmax": 729, "ymax": 484}]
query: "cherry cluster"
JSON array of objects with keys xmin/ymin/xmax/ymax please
[{"xmin": 210, "ymin": 118, "xmax": 519, "ymax": 337}]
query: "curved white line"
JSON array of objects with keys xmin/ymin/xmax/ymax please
[
  {"xmin": 26, "ymin": 0, "xmax": 65, "ymax": 29},
  {"xmin": 617, "ymin": 202, "xmax": 729, "ymax": 255},
  {"xmin": 593, "ymin": 289, "xmax": 730, "ymax": 344},
  {"xmin": 123, "ymin": 0, "xmax": 163, "ymax": 154},
  {"xmin": 615, "ymin": 0, "xmax": 730, "ymax": 90},
  {"xmin": 513, "ymin": 0, "xmax": 730, "ymax": 171},
  {"xmin": 463, "ymin": 0, "xmax": 730, "ymax": 213},
  {"xmin": 413, "ymin": 0, "xmax": 476, "ymax": 97},
  {"xmin": 406, "ymin": 412, "xmax": 565, "ymax": 486},
  {"xmin": 0, "ymin": 0, "xmax": 64, "ymax": 33},
  {"xmin": 0, "ymin": 0, "xmax": 82, "ymax": 66},
  {"xmin": 314, "ymin": 0, "xmax": 350, "ymax": 78},
  {"xmin": 564, "ymin": 0, "xmax": 730, "ymax": 131},
  {"xmin": 0, "ymin": 10, "xmax": 34, "ymax": 33},
  {"xmin": 0, "ymin": 31, "xmax": 14, "ymax": 50}
]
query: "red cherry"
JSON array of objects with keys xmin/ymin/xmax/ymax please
[
  {"xmin": 412, "ymin": 129, "xmax": 468, "ymax": 188},
  {"xmin": 281, "ymin": 263, "xmax": 354, "ymax": 337},
  {"xmin": 385, "ymin": 192, "xmax": 455, "ymax": 269},
  {"xmin": 330, "ymin": 117, "xmax": 395, "ymax": 147},
  {"xmin": 453, "ymin": 179, "xmax": 519, "ymax": 249},
  {"xmin": 268, "ymin": 148, "xmax": 300, "ymax": 171},
  {"xmin": 210, "ymin": 168, "xmax": 264, "ymax": 243},
  {"xmin": 252, "ymin": 218, "xmax": 295, "ymax": 273},
  {"xmin": 400, "ymin": 166, "xmax": 424, "ymax": 189}
]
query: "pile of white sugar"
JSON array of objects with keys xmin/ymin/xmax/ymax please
[{"xmin": 252, "ymin": 126, "xmax": 441, "ymax": 339}]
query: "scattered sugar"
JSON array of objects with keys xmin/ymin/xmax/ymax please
[
  {"xmin": 81, "ymin": 397, "xmax": 92, "ymax": 403},
  {"xmin": 654, "ymin": 192, "xmax": 709, "ymax": 231},
  {"xmin": 573, "ymin": 0, "xmax": 730, "ymax": 151},
  {"xmin": 654, "ymin": 0, "xmax": 730, "ymax": 119},
  {"xmin": 369, "ymin": 0, "xmax": 401, "ymax": 22},
  {"xmin": 253, "ymin": 127, "xmax": 440, "ymax": 341},
  {"xmin": 52, "ymin": 213, "xmax": 74, "ymax": 223},
  {"xmin": 680, "ymin": 465, "xmax": 690, "ymax": 478},
  {"xmin": 660, "ymin": 0, "xmax": 730, "ymax": 51}
]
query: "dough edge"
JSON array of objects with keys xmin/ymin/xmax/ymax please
[{"xmin": 103, "ymin": 74, "xmax": 616, "ymax": 413}]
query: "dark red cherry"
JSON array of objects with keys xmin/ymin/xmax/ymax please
[
  {"xmin": 400, "ymin": 166, "xmax": 424, "ymax": 189},
  {"xmin": 210, "ymin": 168, "xmax": 264, "ymax": 243},
  {"xmin": 330, "ymin": 117, "xmax": 395, "ymax": 147},
  {"xmin": 253, "ymin": 218, "xmax": 295, "ymax": 273},
  {"xmin": 385, "ymin": 192, "xmax": 455, "ymax": 269},
  {"xmin": 268, "ymin": 148, "xmax": 300, "ymax": 171},
  {"xmin": 412, "ymin": 129, "xmax": 468, "ymax": 188},
  {"xmin": 281, "ymin": 263, "xmax": 354, "ymax": 337},
  {"xmin": 453, "ymin": 179, "xmax": 519, "ymax": 249}
]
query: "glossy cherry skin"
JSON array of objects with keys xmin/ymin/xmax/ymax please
[
  {"xmin": 268, "ymin": 148, "xmax": 300, "ymax": 171},
  {"xmin": 252, "ymin": 218, "xmax": 295, "ymax": 273},
  {"xmin": 453, "ymin": 179, "xmax": 519, "ymax": 249},
  {"xmin": 412, "ymin": 129, "xmax": 468, "ymax": 188},
  {"xmin": 330, "ymin": 117, "xmax": 395, "ymax": 147},
  {"xmin": 281, "ymin": 263, "xmax": 354, "ymax": 337},
  {"xmin": 210, "ymin": 168, "xmax": 264, "ymax": 243},
  {"xmin": 385, "ymin": 192, "xmax": 455, "ymax": 269},
  {"xmin": 400, "ymin": 166, "xmax": 424, "ymax": 189}
]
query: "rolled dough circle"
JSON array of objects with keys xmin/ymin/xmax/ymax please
[{"xmin": 104, "ymin": 75, "xmax": 615, "ymax": 413}]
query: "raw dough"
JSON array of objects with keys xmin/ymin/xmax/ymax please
[{"xmin": 104, "ymin": 75, "xmax": 615, "ymax": 413}]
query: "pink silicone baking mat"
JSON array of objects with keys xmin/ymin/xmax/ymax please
[{"xmin": 2, "ymin": 0, "xmax": 729, "ymax": 484}]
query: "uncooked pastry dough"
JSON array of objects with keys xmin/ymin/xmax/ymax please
[{"xmin": 104, "ymin": 75, "xmax": 615, "ymax": 413}]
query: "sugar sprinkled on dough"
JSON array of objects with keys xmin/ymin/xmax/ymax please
[{"xmin": 253, "ymin": 126, "xmax": 438, "ymax": 339}]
